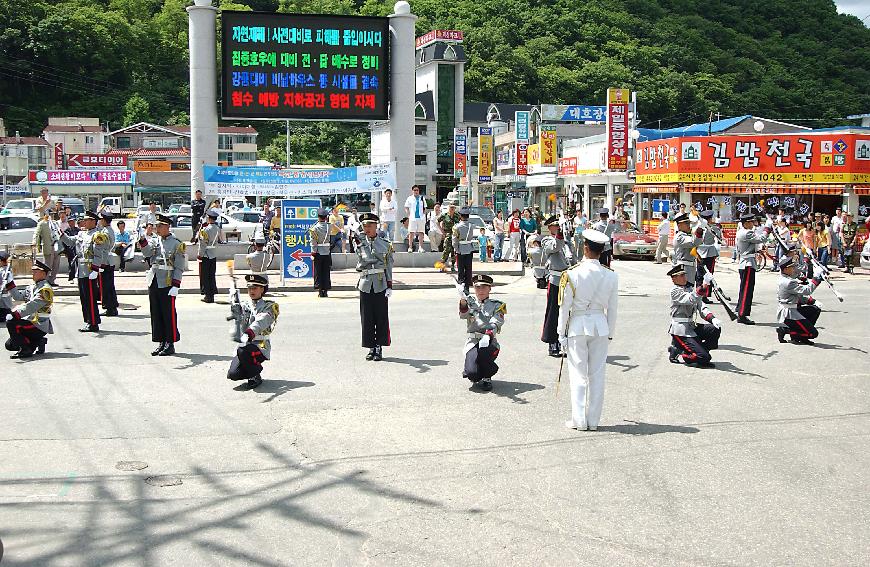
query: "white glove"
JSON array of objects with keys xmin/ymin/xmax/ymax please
[
  {"xmin": 4, "ymin": 314, "xmax": 11, "ymax": 321},
  {"xmin": 455, "ymin": 281, "xmax": 465, "ymax": 294},
  {"xmin": 478, "ymin": 334, "xmax": 490, "ymax": 348},
  {"xmin": 812, "ymin": 267, "xmax": 824, "ymax": 280},
  {"xmin": 99, "ymin": 267, "xmax": 105, "ymax": 273},
  {"xmin": 702, "ymin": 272, "xmax": 714, "ymax": 285},
  {"xmin": 168, "ymin": 286, "xmax": 179, "ymax": 297},
  {"xmin": 559, "ymin": 336, "xmax": 569, "ymax": 352},
  {"xmin": 88, "ymin": 271, "xmax": 98, "ymax": 280},
  {"xmin": 711, "ymin": 318, "xmax": 722, "ymax": 329},
  {"xmin": 385, "ymin": 288, "xmax": 393, "ymax": 299},
  {"xmin": 812, "ymin": 300, "xmax": 824, "ymax": 310}
]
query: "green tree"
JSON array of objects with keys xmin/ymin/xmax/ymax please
[{"xmin": 123, "ymin": 93, "xmax": 152, "ymax": 126}]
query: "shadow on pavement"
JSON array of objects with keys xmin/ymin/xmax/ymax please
[
  {"xmin": 711, "ymin": 361, "xmax": 763, "ymax": 378},
  {"xmin": 607, "ymin": 355, "xmax": 638, "ymax": 372},
  {"xmin": 254, "ymin": 380, "xmax": 316, "ymax": 402},
  {"xmin": 381, "ymin": 357, "xmax": 449, "ymax": 373},
  {"xmin": 597, "ymin": 420, "xmax": 700, "ymax": 435},
  {"xmin": 717, "ymin": 344, "xmax": 779, "ymax": 360},
  {"xmin": 13, "ymin": 351, "xmax": 88, "ymax": 361},
  {"xmin": 812, "ymin": 342, "xmax": 868, "ymax": 354},
  {"xmin": 172, "ymin": 352, "xmax": 235, "ymax": 370},
  {"xmin": 93, "ymin": 329, "xmax": 150, "ymax": 337},
  {"xmin": 485, "ymin": 380, "xmax": 545, "ymax": 404}
]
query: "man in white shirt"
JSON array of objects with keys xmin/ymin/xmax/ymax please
[
  {"xmin": 557, "ymin": 229, "xmax": 619, "ymax": 431},
  {"xmin": 427, "ymin": 203, "xmax": 443, "ymax": 252},
  {"xmin": 379, "ymin": 189, "xmax": 398, "ymax": 240},
  {"xmin": 654, "ymin": 212, "xmax": 670, "ymax": 264},
  {"xmin": 404, "ymin": 185, "xmax": 427, "ymax": 252},
  {"xmin": 830, "ymin": 207, "xmax": 844, "ymax": 267}
]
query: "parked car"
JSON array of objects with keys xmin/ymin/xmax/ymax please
[
  {"xmin": 861, "ymin": 239, "xmax": 870, "ymax": 270},
  {"xmin": 468, "ymin": 214, "xmax": 496, "ymax": 243},
  {"xmin": 612, "ymin": 222, "xmax": 658, "ymax": 259},
  {"xmin": 1, "ymin": 198, "xmax": 40, "ymax": 216},
  {"xmin": 133, "ymin": 204, "xmax": 163, "ymax": 219},
  {"xmin": 0, "ymin": 214, "xmax": 39, "ymax": 245},
  {"xmin": 168, "ymin": 203, "xmax": 192, "ymax": 214},
  {"xmin": 163, "ymin": 212, "xmax": 260, "ymax": 241},
  {"xmin": 466, "ymin": 206, "xmax": 495, "ymax": 224},
  {"xmin": 229, "ymin": 211, "xmax": 264, "ymax": 224},
  {"xmin": 57, "ymin": 197, "xmax": 86, "ymax": 218}
]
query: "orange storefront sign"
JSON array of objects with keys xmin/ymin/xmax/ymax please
[
  {"xmin": 636, "ymin": 134, "xmax": 870, "ymax": 184},
  {"xmin": 134, "ymin": 160, "xmax": 191, "ymax": 172}
]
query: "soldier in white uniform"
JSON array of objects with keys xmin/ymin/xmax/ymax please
[
  {"xmin": 670, "ymin": 212, "xmax": 701, "ymax": 284},
  {"xmin": 138, "ymin": 214, "xmax": 186, "ymax": 356},
  {"xmin": 557, "ymin": 229, "xmax": 619, "ymax": 431},
  {"xmin": 0, "ymin": 251, "xmax": 14, "ymax": 320},
  {"xmin": 452, "ymin": 208, "xmax": 476, "ymax": 293},
  {"xmin": 227, "ymin": 274, "xmax": 279, "ymax": 390},
  {"xmin": 246, "ymin": 237, "xmax": 270, "ymax": 275},
  {"xmin": 309, "ymin": 208, "xmax": 333, "ymax": 297},
  {"xmin": 4, "ymin": 259, "xmax": 53, "ymax": 358},
  {"xmin": 98, "ymin": 212, "xmax": 120, "ymax": 316},
  {"xmin": 197, "ymin": 209, "xmax": 222, "ymax": 303},
  {"xmin": 666, "ymin": 264, "xmax": 721, "ymax": 367},
  {"xmin": 540, "ymin": 215, "xmax": 573, "ymax": 357},
  {"xmin": 776, "ymin": 255, "xmax": 824, "ymax": 345},
  {"xmin": 695, "ymin": 210, "xmax": 721, "ymax": 302},
  {"xmin": 59, "ymin": 211, "xmax": 110, "ymax": 333},
  {"xmin": 734, "ymin": 212, "xmax": 771, "ymax": 325},
  {"xmin": 355, "ymin": 212, "xmax": 394, "ymax": 361},
  {"xmin": 459, "ymin": 274, "xmax": 506, "ymax": 392}
]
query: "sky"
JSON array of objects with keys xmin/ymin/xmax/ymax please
[{"xmin": 835, "ymin": 0, "xmax": 870, "ymax": 23}]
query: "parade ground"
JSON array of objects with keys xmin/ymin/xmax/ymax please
[{"xmin": 1, "ymin": 260, "xmax": 868, "ymax": 566}]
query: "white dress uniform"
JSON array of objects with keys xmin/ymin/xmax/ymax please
[{"xmin": 557, "ymin": 230, "xmax": 619, "ymax": 430}]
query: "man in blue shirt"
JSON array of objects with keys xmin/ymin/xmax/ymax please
[
  {"xmin": 115, "ymin": 221, "xmax": 132, "ymax": 272},
  {"xmin": 404, "ymin": 185, "xmax": 427, "ymax": 252}
]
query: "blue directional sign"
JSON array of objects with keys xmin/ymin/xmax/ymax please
[
  {"xmin": 541, "ymin": 104, "xmax": 607, "ymax": 122},
  {"xmin": 652, "ymin": 199, "xmax": 670, "ymax": 214},
  {"xmin": 280, "ymin": 199, "xmax": 321, "ymax": 282}
]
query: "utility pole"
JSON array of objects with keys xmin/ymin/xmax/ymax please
[
  {"xmin": 342, "ymin": 145, "xmax": 347, "ymax": 167},
  {"xmin": 285, "ymin": 119, "xmax": 291, "ymax": 167}
]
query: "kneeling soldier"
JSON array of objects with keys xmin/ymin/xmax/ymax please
[
  {"xmin": 4, "ymin": 259, "xmax": 53, "ymax": 359},
  {"xmin": 776, "ymin": 255, "xmax": 824, "ymax": 345},
  {"xmin": 667, "ymin": 265, "xmax": 722, "ymax": 368},
  {"xmin": 227, "ymin": 274, "xmax": 279, "ymax": 390},
  {"xmin": 459, "ymin": 274, "xmax": 506, "ymax": 391}
]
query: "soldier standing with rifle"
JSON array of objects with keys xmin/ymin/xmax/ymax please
[
  {"xmin": 734, "ymin": 212, "xmax": 771, "ymax": 325},
  {"xmin": 459, "ymin": 274, "xmax": 506, "ymax": 392},
  {"xmin": 59, "ymin": 211, "xmax": 109, "ymax": 333},
  {"xmin": 695, "ymin": 210, "xmax": 721, "ymax": 302},
  {"xmin": 138, "ymin": 214, "xmax": 186, "ymax": 356},
  {"xmin": 197, "ymin": 209, "xmax": 222, "ymax": 303},
  {"xmin": 671, "ymin": 212, "xmax": 701, "ymax": 284},
  {"xmin": 776, "ymin": 255, "xmax": 824, "ymax": 344},
  {"xmin": 4, "ymin": 259, "xmax": 53, "ymax": 359},
  {"xmin": 226, "ymin": 274, "xmax": 279, "ymax": 390},
  {"xmin": 98, "ymin": 212, "xmax": 119, "ymax": 317},
  {"xmin": 540, "ymin": 215, "xmax": 573, "ymax": 357},
  {"xmin": 355, "ymin": 213, "xmax": 393, "ymax": 361},
  {"xmin": 309, "ymin": 208, "xmax": 333, "ymax": 298},
  {"xmin": 452, "ymin": 207, "xmax": 476, "ymax": 292},
  {"xmin": 666, "ymin": 265, "xmax": 722, "ymax": 368}
]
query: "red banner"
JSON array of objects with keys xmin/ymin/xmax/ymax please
[
  {"xmin": 415, "ymin": 30, "xmax": 464, "ymax": 49},
  {"xmin": 606, "ymin": 88, "xmax": 629, "ymax": 171},
  {"xmin": 558, "ymin": 157, "xmax": 577, "ymax": 176},
  {"xmin": 516, "ymin": 143, "xmax": 529, "ymax": 176},
  {"xmin": 67, "ymin": 154, "xmax": 128, "ymax": 168},
  {"xmin": 29, "ymin": 169, "xmax": 134, "ymax": 184},
  {"xmin": 636, "ymin": 134, "xmax": 870, "ymax": 184},
  {"xmin": 53, "ymin": 143, "xmax": 64, "ymax": 169}
]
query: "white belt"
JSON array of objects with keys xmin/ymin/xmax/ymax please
[
  {"xmin": 363, "ymin": 268, "xmax": 384, "ymax": 275},
  {"xmin": 206, "ymin": 246, "xmax": 216, "ymax": 250},
  {"xmin": 549, "ymin": 270, "xmax": 563, "ymax": 276},
  {"xmin": 252, "ymin": 334, "xmax": 270, "ymax": 341},
  {"xmin": 671, "ymin": 317, "xmax": 693, "ymax": 323},
  {"xmin": 779, "ymin": 303, "xmax": 799, "ymax": 309},
  {"xmin": 678, "ymin": 260, "xmax": 694, "ymax": 266},
  {"xmin": 37, "ymin": 314, "xmax": 51, "ymax": 320},
  {"xmin": 575, "ymin": 309, "xmax": 604, "ymax": 315}
]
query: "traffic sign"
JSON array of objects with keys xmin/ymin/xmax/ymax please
[
  {"xmin": 652, "ymin": 199, "xmax": 670, "ymax": 214},
  {"xmin": 280, "ymin": 199, "xmax": 321, "ymax": 282}
]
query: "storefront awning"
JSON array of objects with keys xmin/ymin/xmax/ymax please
[
  {"xmin": 684, "ymin": 183, "xmax": 845, "ymax": 195},
  {"xmin": 634, "ymin": 184, "xmax": 679, "ymax": 194},
  {"xmin": 854, "ymin": 185, "xmax": 870, "ymax": 195},
  {"xmin": 133, "ymin": 186, "xmax": 191, "ymax": 193}
]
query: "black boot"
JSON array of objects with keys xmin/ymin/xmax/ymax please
[
  {"xmin": 14, "ymin": 348, "xmax": 35, "ymax": 359},
  {"xmin": 548, "ymin": 343, "xmax": 561, "ymax": 357},
  {"xmin": 668, "ymin": 346, "xmax": 681, "ymax": 364},
  {"xmin": 158, "ymin": 343, "xmax": 175, "ymax": 356},
  {"xmin": 372, "ymin": 345, "xmax": 383, "ymax": 361},
  {"xmin": 479, "ymin": 377, "xmax": 493, "ymax": 391},
  {"xmin": 151, "ymin": 343, "xmax": 166, "ymax": 356},
  {"xmin": 246, "ymin": 375, "xmax": 263, "ymax": 389},
  {"xmin": 776, "ymin": 327, "xmax": 787, "ymax": 343},
  {"xmin": 36, "ymin": 338, "xmax": 46, "ymax": 355},
  {"xmin": 79, "ymin": 324, "xmax": 99, "ymax": 333},
  {"xmin": 737, "ymin": 316, "xmax": 755, "ymax": 325},
  {"xmin": 365, "ymin": 348, "xmax": 375, "ymax": 361}
]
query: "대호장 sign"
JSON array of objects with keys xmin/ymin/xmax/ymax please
[
  {"xmin": 221, "ymin": 11, "xmax": 390, "ymax": 121},
  {"xmin": 203, "ymin": 162, "xmax": 397, "ymax": 197},
  {"xmin": 606, "ymin": 88, "xmax": 630, "ymax": 171},
  {"xmin": 67, "ymin": 154, "xmax": 128, "ymax": 168},
  {"xmin": 515, "ymin": 111, "xmax": 530, "ymax": 142},
  {"xmin": 635, "ymin": 134, "xmax": 870, "ymax": 184},
  {"xmin": 541, "ymin": 104, "xmax": 606, "ymax": 122},
  {"xmin": 415, "ymin": 29, "xmax": 463, "ymax": 49},
  {"xmin": 29, "ymin": 169, "xmax": 134, "ymax": 185},
  {"xmin": 280, "ymin": 199, "xmax": 320, "ymax": 282},
  {"xmin": 478, "ymin": 127, "xmax": 493, "ymax": 183},
  {"xmin": 454, "ymin": 128, "xmax": 467, "ymax": 178}
]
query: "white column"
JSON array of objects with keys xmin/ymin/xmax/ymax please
[
  {"xmin": 388, "ymin": 1, "xmax": 418, "ymax": 217},
  {"xmin": 187, "ymin": 0, "xmax": 219, "ymax": 202}
]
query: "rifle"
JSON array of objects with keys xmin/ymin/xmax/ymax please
[
  {"xmin": 226, "ymin": 260, "xmax": 245, "ymax": 342},
  {"xmin": 694, "ymin": 255, "xmax": 738, "ymax": 321}
]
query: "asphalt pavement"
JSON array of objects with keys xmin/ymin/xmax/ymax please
[{"xmin": 0, "ymin": 258, "xmax": 867, "ymax": 566}]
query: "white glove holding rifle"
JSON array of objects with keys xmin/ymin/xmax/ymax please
[{"xmin": 702, "ymin": 272, "xmax": 714, "ymax": 286}]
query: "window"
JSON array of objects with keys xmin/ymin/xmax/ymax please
[
  {"xmin": 28, "ymin": 146, "xmax": 47, "ymax": 165},
  {"xmin": 234, "ymin": 135, "xmax": 255, "ymax": 144},
  {"xmin": 233, "ymin": 152, "xmax": 257, "ymax": 162},
  {"xmin": 470, "ymin": 156, "xmax": 479, "ymax": 166},
  {"xmin": 85, "ymin": 135, "xmax": 94, "ymax": 144},
  {"xmin": 0, "ymin": 216, "xmax": 37, "ymax": 230},
  {"xmin": 218, "ymin": 135, "xmax": 233, "ymax": 150},
  {"xmin": 415, "ymin": 154, "xmax": 427, "ymax": 165},
  {"xmin": 117, "ymin": 137, "xmax": 131, "ymax": 149},
  {"xmin": 218, "ymin": 151, "xmax": 234, "ymax": 165},
  {"xmin": 415, "ymin": 125, "xmax": 428, "ymax": 136},
  {"xmin": 415, "ymin": 102, "xmax": 427, "ymax": 120}
]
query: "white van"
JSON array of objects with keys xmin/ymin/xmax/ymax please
[{"xmin": 97, "ymin": 196, "xmax": 136, "ymax": 216}]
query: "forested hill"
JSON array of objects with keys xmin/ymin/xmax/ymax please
[{"xmin": 1, "ymin": 0, "xmax": 868, "ymax": 162}]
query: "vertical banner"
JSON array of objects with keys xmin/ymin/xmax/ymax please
[
  {"xmin": 540, "ymin": 127, "xmax": 557, "ymax": 167},
  {"xmin": 280, "ymin": 199, "xmax": 321, "ymax": 283},
  {"xmin": 515, "ymin": 111, "xmax": 530, "ymax": 143},
  {"xmin": 478, "ymin": 127, "xmax": 493, "ymax": 183},
  {"xmin": 516, "ymin": 143, "xmax": 529, "ymax": 176},
  {"xmin": 453, "ymin": 127, "xmax": 467, "ymax": 178},
  {"xmin": 53, "ymin": 143, "xmax": 64, "ymax": 169},
  {"xmin": 606, "ymin": 87, "xmax": 630, "ymax": 171}
]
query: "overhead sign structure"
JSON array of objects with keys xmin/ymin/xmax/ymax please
[
  {"xmin": 221, "ymin": 11, "xmax": 390, "ymax": 121},
  {"xmin": 415, "ymin": 29, "xmax": 463, "ymax": 49},
  {"xmin": 280, "ymin": 199, "xmax": 320, "ymax": 282},
  {"xmin": 606, "ymin": 88, "xmax": 630, "ymax": 171},
  {"xmin": 203, "ymin": 162, "xmax": 397, "ymax": 197},
  {"xmin": 541, "ymin": 104, "xmax": 607, "ymax": 122},
  {"xmin": 453, "ymin": 128, "xmax": 467, "ymax": 178},
  {"xmin": 478, "ymin": 127, "xmax": 493, "ymax": 183},
  {"xmin": 67, "ymin": 154, "xmax": 128, "ymax": 169},
  {"xmin": 29, "ymin": 170, "xmax": 134, "ymax": 185},
  {"xmin": 636, "ymin": 134, "xmax": 870, "ymax": 184}
]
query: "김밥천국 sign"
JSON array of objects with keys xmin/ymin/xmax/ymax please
[
  {"xmin": 636, "ymin": 134, "xmax": 870, "ymax": 184},
  {"xmin": 221, "ymin": 11, "xmax": 389, "ymax": 121}
]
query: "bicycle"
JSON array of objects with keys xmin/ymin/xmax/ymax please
[
  {"xmin": 754, "ymin": 242, "xmax": 778, "ymax": 271},
  {"xmin": 246, "ymin": 228, "xmax": 281, "ymax": 269}
]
